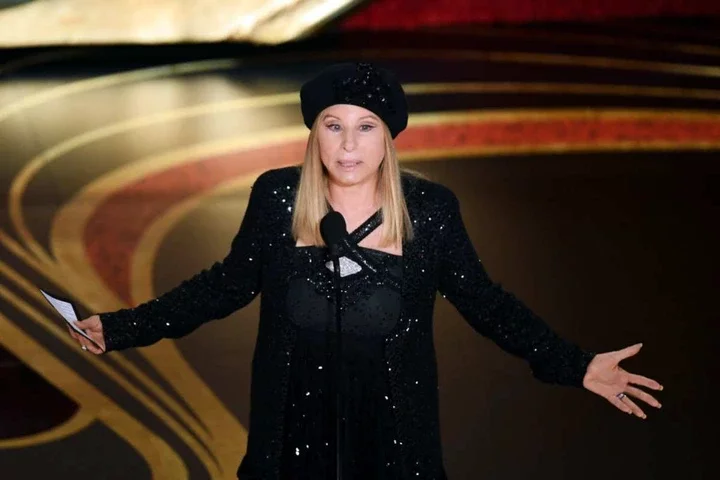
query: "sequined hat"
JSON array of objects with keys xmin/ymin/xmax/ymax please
[{"xmin": 300, "ymin": 62, "xmax": 408, "ymax": 138}]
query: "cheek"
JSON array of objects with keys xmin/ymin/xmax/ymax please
[
  {"xmin": 365, "ymin": 135, "xmax": 385, "ymax": 167},
  {"xmin": 317, "ymin": 131, "xmax": 338, "ymax": 164}
]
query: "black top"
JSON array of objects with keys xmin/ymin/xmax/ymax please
[
  {"xmin": 281, "ymin": 232, "xmax": 403, "ymax": 478},
  {"xmin": 99, "ymin": 166, "xmax": 596, "ymax": 479}
]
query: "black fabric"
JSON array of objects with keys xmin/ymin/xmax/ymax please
[
  {"xmin": 281, "ymin": 242, "xmax": 403, "ymax": 479},
  {"xmin": 100, "ymin": 166, "xmax": 595, "ymax": 479}
]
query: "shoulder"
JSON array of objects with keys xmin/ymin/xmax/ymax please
[
  {"xmin": 401, "ymin": 170, "xmax": 459, "ymax": 211},
  {"xmin": 251, "ymin": 165, "xmax": 302, "ymax": 196},
  {"xmin": 254, "ymin": 165, "xmax": 301, "ymax": 188}
]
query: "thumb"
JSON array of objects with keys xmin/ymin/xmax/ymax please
[{"xmin": 615, "ymin": 342, "xmax": 643, "ymax": 361}]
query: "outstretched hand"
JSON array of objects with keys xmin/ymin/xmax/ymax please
[
  {"xmin": 582, "ymin": 343, "xmax": 663, "ymax": 419},
  {"xmin": 67, "ymin": 314, "xmax": 106, "ymax": 354}
]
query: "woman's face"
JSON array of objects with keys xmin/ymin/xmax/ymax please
[{"xmin": 317, "ymin": 104, "xmax": 386, "ymax": 187}]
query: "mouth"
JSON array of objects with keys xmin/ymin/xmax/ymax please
[{"xmin": 338, "ymin": 160, "xmax": 362, "ymax": 169}]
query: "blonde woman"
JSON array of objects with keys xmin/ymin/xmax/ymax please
[{"xmin": 69, "ymin": 62, "xmax": 663, "ymax": 479}]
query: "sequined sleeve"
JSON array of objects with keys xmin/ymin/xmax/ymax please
[
  {"xmin": 436, "ymin": 190, "xmax": 595, "ymax": 387},
  {"xmin": 98, "ymin": 171, "xmax": 272, "ymax": 352}
]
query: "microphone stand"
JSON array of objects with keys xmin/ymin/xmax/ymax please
[{"xmin": 329, "ymin": 243, "xmax": 344, "ymax": 480}]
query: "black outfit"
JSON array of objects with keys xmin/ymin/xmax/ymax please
[
  {"xmin": 99, "ymin": 166, "xmax": 596, "ymax": 479},
  {"xmin": 281, "ymin": 237, "xmax": 403, "ymax": 479}
]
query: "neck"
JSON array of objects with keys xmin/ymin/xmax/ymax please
[{"xmin": 327, "ymin": 177, "xmax": 379, "ymax": 214}]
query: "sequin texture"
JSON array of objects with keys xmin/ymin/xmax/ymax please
[
  {"xmin": 280, "ymin": 230, "xmax": 403, "ymax": 478},
  {"xmin": 99, "ymin": 166, "xmax": 595, "ymax": 479},
  {"xmin": 332, "ymin": 62, "xmax": 396, "ymax": 116}
]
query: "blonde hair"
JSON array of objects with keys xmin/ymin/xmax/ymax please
[{"xmin": 291, "ymin": 117, "xmax": 415, "ymax": 248}]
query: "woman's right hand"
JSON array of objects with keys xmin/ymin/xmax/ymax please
[{"xmin": 67, "ymin": 314, "xmax": 106, "ymax": 354}]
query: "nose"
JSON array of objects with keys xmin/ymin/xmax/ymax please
[{"xmin": 342, "ymin": 130, "xmax": 357, "ymax": 151}]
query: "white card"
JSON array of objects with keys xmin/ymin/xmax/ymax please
[{"xmin": 40, "ymin": 289, "xmax": 102, "ymax": 350}]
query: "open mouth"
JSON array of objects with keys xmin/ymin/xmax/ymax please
[{"xmin": 338, "ymin": 160, "xmax": 361, "ymax": 168}]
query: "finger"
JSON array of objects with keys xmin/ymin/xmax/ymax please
[
  {"xmin": 85, "ymin": 334, "xmax": 105, "ymax": 354},
  {"xmin": 620, "ymin": 395, "xmax": 647, "ymax": 419},
  {"xmin": 614, "ymin": 343, "xmax": 643, "ymax": 361},
  {"xmin": 628, "ymin": 373, "xmax": 663, "ymax": 391},
  {"xmin": 626, "ymin": 386, "xmax": 662, "ymax": 409},
  {"xmin": 608, "ymin": 395, "xmax": 633, "ymax": 415},
  {"xmin": 84, "ymin": 341, "xmax": 104, "ymax": 355},
  {"xmin": 66, "ymin": 325, "xmax": 102, "ymax": 354},
  {"xmin": 75, "ymin": 317, "xmax": 98, "ymax": 331},
  {"xmin": 74, "ymin": 320, "xmax": 92, "ymax": 331},
  {"xmin": 77, "ymin": 335, "xmax": 94, "ymax": 352},
  {"xmin": 66, "ymin": 325, "xmax": 82, "ymax": 344}
]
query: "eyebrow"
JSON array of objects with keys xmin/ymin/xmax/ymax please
[{"xmin": 322, "ymin": 114, "xmax": 379, "ymax": 122}]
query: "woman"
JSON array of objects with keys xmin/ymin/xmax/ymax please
[{"xmin": 68, "ymin": 62, "xmax": 663, "ymax": 479}]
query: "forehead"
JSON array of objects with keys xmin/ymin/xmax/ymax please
[{"xmin": 321, "ymin": 104, "xmax": 378, "ymax": 120}]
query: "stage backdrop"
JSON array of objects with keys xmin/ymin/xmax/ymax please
[
  {"xmin": 1, "ymin": 0, "xmax": 719, "ymax": 46},
  {"xmin": 341, "ymin": 0, "xmax": 720, "ymax": 30}
]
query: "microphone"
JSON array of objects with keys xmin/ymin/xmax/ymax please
[
  {"xmin": 320, "ymin": 211, "xmax": 347, "ymax": 257},
  {"xmin": 319, "ymin": 210, "xmax": 347, "ymax": 480},
  {"xmin": 321, "ymin": 211, "xmax": 379, "ymax": 274}
]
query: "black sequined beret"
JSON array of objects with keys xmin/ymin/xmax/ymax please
[{"xmin": 300, "ymin": 62, "xmax": 408, "ymax": 138}]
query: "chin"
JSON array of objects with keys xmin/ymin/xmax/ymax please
[
  {"xmin": 329, "ymin": 165, "xmax": 371, "ymax": 186},
  {"xmin": 330, "ymin": 173, "xmax": 363, "ymax": 187}
]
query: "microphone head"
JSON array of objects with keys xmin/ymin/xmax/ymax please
[{"xmin": 320, "ymin": 211, "xmax": 347, "ymax": 247}]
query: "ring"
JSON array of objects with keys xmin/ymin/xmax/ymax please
[
  {"xmin": 616, "ymin": 393, "xmax": 626, "ymax": 400},
  {"xmin": 81, "ymin": 345, "xmax": 88, "ymax": 351}
]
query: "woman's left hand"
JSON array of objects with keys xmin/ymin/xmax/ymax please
[{"xmin": 582, "ymin": 343, "xmax": 663, "ymax": 419}]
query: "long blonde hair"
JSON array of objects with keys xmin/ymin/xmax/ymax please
[{"xmin": 291, "ymin": 117, "xmax": 414, "ymax": 248}]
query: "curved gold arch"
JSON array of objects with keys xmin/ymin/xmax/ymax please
[
  {"xmin": 10, "ymin": 91, "xmax": 298, "ymax": 267},
  {"xmin": 0, "ymin": 257, "xmax": 221, "ymax": 477},
  {"xmin": 0, "ymin": 410, "xmax": 94, "ymax": 449},
  {"xmin": 0, "ymin": 305, "xmax": 187, "ymax": 478},
  {"xmin": 0, "ymin": 59, "xmax": 242, "ymax": 122},
  {"xmin": 3, "ymin": 45, "xmax": 720, "ymax": 127}
]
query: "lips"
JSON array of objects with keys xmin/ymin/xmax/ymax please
[{"xmin": 338, "ymin": 160, "xmax": 361, "ymax": 167}]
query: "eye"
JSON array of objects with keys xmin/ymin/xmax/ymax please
[
  {"xmin": 359, "ymin": 124, "xmax": 376, "ymax": 132},
  {"xmin": 325, "ymin": 123, "xmax": 341, "ymax": 132}
]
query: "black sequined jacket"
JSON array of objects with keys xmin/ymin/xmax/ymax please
[{"xmin": 99, "ymin": 166, "xmax": 595, "ymax": 479}]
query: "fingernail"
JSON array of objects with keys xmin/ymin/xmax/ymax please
[
  {"xmin": 657, "ymin": 404, "xmax": 662, "ymax": 409},
  {"xmin": 642, "ymin": 414, "xmax": 647, "ymax": 419},
  {"xmin": 659, "ymin": 385, "xmax": 664, "ymax": 391}
]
